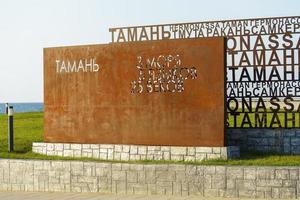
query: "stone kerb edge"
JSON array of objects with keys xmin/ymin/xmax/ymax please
[{"xmin": 32, "ymin": 142, "xmax": 240, "ymax": 161}]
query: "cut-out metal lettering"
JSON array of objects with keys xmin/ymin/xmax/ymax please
[{"xmin": 131, "ymin": 55, "xmax": 197, "ymax": 94}]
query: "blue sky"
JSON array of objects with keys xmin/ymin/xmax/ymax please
[{"xmin": 0, "ymin": 0, "xmax": 299, "ymax": 102}]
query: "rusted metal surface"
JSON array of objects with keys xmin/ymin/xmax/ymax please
[{"xmin": 44, "ymin": 37, "xmax": 225, "ymax": 146}]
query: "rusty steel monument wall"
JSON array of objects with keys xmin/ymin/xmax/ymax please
[
  {"xmin": 109, "ymin": 16, "xmax": 300, "ymax": 129},
  {"xmin": 44, "ymin": 38, "xmax": 225, "ymax": 146}
]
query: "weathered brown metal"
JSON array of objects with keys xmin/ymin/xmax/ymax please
[{"xmin": 44, "ymin": 37, "xmax": 225, "ymax": 146}]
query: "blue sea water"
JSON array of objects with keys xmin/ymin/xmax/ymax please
[{"xmin": 0, "ymin": 103, "xmax": 43, "ymax": 114}]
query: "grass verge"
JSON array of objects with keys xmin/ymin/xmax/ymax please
[{"xmin": 1, "ymin": 112, "xmax": 300, "ymax": 166}]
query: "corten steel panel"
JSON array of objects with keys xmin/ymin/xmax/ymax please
[{"xmin": 44, "ymin": 38, "xmax": 225, "ymax": 146}]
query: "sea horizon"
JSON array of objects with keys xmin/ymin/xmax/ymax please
[{"xmin": 0, "ymin": 102, "xmax": 44, "ymax": 113}]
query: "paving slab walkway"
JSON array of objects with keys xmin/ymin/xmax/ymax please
[{"xmin": 0, "ymin": 192, "xmax": 274, "ymax": 200}]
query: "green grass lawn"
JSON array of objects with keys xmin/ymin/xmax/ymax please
[
  {"xmin": 0, "ymin": 112, "xmax": 44, "ymax": 159},
  {"xmin": 201, "ymin": 152, "xmax": 300, "ymax": 166},
  {"xmin": 1, "ymin": 112, "xmax": 300, "ymax": 166}
]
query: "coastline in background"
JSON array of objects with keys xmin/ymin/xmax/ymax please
[{"xmin": 0, "ymin": 103, "xmax": 43, "ymax": 114}]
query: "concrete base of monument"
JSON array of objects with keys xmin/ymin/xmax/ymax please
[{"xmin": 32, "ymin": 142, "xmax": 240, "ymax": 161}]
